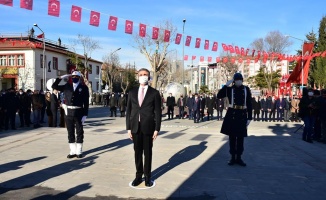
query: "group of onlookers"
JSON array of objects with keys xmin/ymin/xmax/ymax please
[
  {"xmin": 0, "ymin": 88, "xmax": 65, "ymax": 130},
  {"xmin": 91, "ymin": 92, "xmax": 127, "ymax": 117}
]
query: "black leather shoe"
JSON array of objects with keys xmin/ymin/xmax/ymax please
[
  {"xmin": 236, "ymin": 159, "xmax": 247, "ymax": 166},
  {"xmin": 131, "ymin": 178, "xmax": 142, "ymax": 186},
  {"xmin": 228, "ymin": 158, "xmax": 236, "ymax": 165},
  {"xmin": 76, "ymin": 154, "xmax": 83, "ymax": 158},
  {"xmin": 67, "ymin": 154, "xmax": 76, "ymax": 159},
  {"xmin": 145, "ymin": 177, "xmax": 153, "ymax": 187}
]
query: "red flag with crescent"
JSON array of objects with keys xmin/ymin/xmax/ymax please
[
  {"xmin": 223, "ymin": 57, "xmax": 228, "ymax": 63},
  {"xmin": 164, "ymin": 30, "xmax": 170, "ymax": 42},
  {"xmin": 185, "ymin": 36, "xmax": 192, "ymax": 46},
  {"xmin": 152, "ymin": 27, "xmax": 159, "ymax": 40},
  {"xmin": 108, "ymin": 16, "xmax": 118, "ymax": 31},
  {"xmin": 208, "ymin": 56, "xmax": 212, "ymax": 62},
  {"xmin": 216, "ymin": 57, "xmax": 221, "ymax": 62},
  {"xmin": 245, "ymin": 48, "xmax": 250, "ymax": 56},
  {"xmin": 212, "ymin": 42, "xmax": 218, "ymax": 51},
  {"xmin": 235, "ymin": 46, "xmax": 240, "ymax": 54},
  {"xmin": 195, "ymin": 38, "xmax": 201, "ymax": 48},
  {"xmin": 192, "ymin": 55, "xmax": 196, "ymax": 60},
  {"xmin": 20, "ymin": 0, "xmax": 33, "ymax": 10},
  {"xmin": 240, "ymin": 47, "xmax": 245, "ymax": 56},
  {"xmin": 89, "ymin": 11, "xmax": 100, "ymax": 26},
  {"xmin": 125, "ymin": 20, "xmax": 133, "ymax": 34},
  {"xmin": 184, "ymin": 55, "xmax": 188, "ymax": 61},
  {"xmin": 228, "ymin": 45, "xmax": 235, "ymax": 53},
  {"xmin": 222, "ymin": 43, "xmax": 228, "ymax": 51},
  {"xmin": 204, "ymin": 40, "xmax": 209, "ymax": 50},
  {"xmin": 48, "ymin": 0, "xmax": 60, "ymax": 17},
  {"xmin": 0, "ymin": 0, "xmax": 13, "ymax": 6},
  {"xmin": 175, "ymin": 33, "xmax": 182, "ymax": 45},
  {"xmin": 139, "ymin": 23, "xmax": 146, "ymax": 37},
  {"xmin": 200, "ymin": 56, "xmax": 204, "ymax": 62},
  {"xmin": 71, "ymin": 5, "xmax": 82, "ymax": 22}
]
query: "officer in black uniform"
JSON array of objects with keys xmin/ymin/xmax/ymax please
[
  {"xmin": 217, "ymin": 73, "xmax": 252, "ymax": 166},
  {"xmin": 52, "ymin": 71, "xmax": 89, "ymax": 159}
]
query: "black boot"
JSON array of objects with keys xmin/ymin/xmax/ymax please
[
  {"xmin": 236, "ymin": 155, "xmax": 246, "ymax": 166},
  {"xmin": 228, "ymin": 154, "xmax": 236, "ymax": 165}
]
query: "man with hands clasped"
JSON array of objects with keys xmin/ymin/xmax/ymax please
[
  {"xmin": 217, "ymin": 73, "xmax": 252, "ymax": 166},
  {"xmin": 52, "ymin": 71, "xmax": 89, "ymax": 159}
]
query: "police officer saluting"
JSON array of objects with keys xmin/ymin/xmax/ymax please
[
  {"xmin": 52, "ymin": 71, "xmax": 89, "ymax": 158},
  {"xmin": 217, "ymin": 73, "xmax": 252, "ymax": 166}
]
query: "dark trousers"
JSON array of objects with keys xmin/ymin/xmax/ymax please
[
  {"xmin": 41, "ymin": 107, "xmax": 45, "ymax": 122},
  {"xmin": 253, "ymin": 110, "xmax": 260, "ymax": 121},
  {"xmin": 217, "ymin": 110, "xmax": 223, "ymax": 120},
  {"xmin": 261, "ymin": 110, "xmax": 268, "ymax": 121},
  {"xmin": 229, "ymin": 136, "xmax": 244, "ymax": 155},
  {"xmin": 269, "ymin": 110, "xmax": 276, "ymax": 121},
  {"xmin": 178, "ymin": 106, "xmax": 184, "ymax": 119},
  {"xmin": 193, "ymin": 109, "xmax": 200, "ymax": 122},
  {"xmin": 132, "ymin": 124, "xmax": 153, "ymax": 179},
  {"xmin": 277, "ymin": 109, "xmax": 284, "ymax": 121},
  {"xmin": 110, "ymin": 107, "xmax": 117, "ymax": 117},
  {"xmin": 207, "ymin": 111, "xmax": 213, "ymax": 121},
  {"xmin": 302, "ymin": 116, "xmax": 315, "ymax": 141},
  {"xmin": 120, "ymin": 110, "xmax": 125, "ymax": 117},
  {"xmin": 51, "ymin": 109, "xmax": 58, "ymax": 127},
  {"xmin": 188, "ymin": 108, "xmax": 193, "ymax": 119},
  {"xmin": 200, "ymin": 110, "xmax": 205, "ymax": 121},
  {"xmin": 167, "ymin": 106, "xmax": 174, "ymax": 119},
  {"xmin": 18, "ymin": 109, "xmax": 29, "ymax": 126},
  {"xmin": 65, "ymin": 114, "xmax": 84, "ymax": 143},
  {"xmin": 5, "ymin": 111, "xmax": 16, "ymax": 129}
]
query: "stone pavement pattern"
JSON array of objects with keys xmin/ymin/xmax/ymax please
[{"xmin": 0, "ymin": 106, "xmax": 326, "ymax": 200}]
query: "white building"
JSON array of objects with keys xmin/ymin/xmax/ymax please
[{"xmin": 0, "ymin": 34, "xmax": 102, "ymax": 92}]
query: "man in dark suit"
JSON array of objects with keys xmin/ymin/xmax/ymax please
[
  {"xmin": 276, "ymin": 95, "xmax": 286, "ymax": 121},
  {"xmin": 206, "ymin": 93, "xmax": 215, "ymax": 121},
  {"xmin": 192, "ymin": 93, "xmax": 201, "ymax": 123},
  {"xmin": 260, "ymin": 95, "xmax": 268, "ymax": 122},
  {"xmin": 52, "ymin": 71, "xmax": 89, "ymax": 159},
  {"xmin": 166, "ymin": 93, "xmax": 175, "ymax": 119},
  {"xmin": 186, "ymin": 94, "xmax": 194, "ymax": 120},
  {"xmin": 267, "ymin": 96, "xmax": 276, "ymax": 122},
  {"xmin": 199, "ymin": 94, "xmax": 206, "ymax": 122},
  {"xmin": 216, "ymin": 97, "xmax": 224, "ymax": 121},
  {"xmin": 51, "ymin": 89, "xmax": 60, "ymax": 127},
  {"xmin": 126, "ymin": 68, "xmax": 162, "ymax": 187}
]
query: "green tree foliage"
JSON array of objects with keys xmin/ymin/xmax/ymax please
[
  {"xmin": 199, "ymin": 85, "xmax": 210, "ymax": 94},
  {"xmin": 252, "ymin": 68, "xmax": 282, "ymax": 90}
]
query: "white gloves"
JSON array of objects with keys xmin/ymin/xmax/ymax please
[
  {"xmin": 81, "ymin": 116, "xmax": 87, "ymax": 125},
  {"xmin": 246, "ymin": 120, "xmax": 251, "ymax": 127},
  {"xmin": 225, "ymin": 79, "xmax": 234, "ymax": 87},
  {"xmin": 60, "ymin": 74, "xmax": 71, "ymax": 80}
]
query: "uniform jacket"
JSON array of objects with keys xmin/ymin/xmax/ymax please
[
  {"xmin": 52, "ymin": 78, "xmax": 89, "ymax": 116},
  {"xmin": 217, "ymin": 85, "xmax": 252, "ymax": 137},
  {"xmin": 126, "ymin": 86, "xmax": 162, "ymax": 135}
]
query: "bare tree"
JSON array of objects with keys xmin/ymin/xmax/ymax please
[
  {"xmin": 102, "ymin": 52, "xmax": 120, "ymax": 92},
  {"xmin": 70, "ymin": 34, "xmax": 101, "ymax": 94},
  {"xmin": 133, "ymin": 20, "xmax": 177, "ymax": 89}
]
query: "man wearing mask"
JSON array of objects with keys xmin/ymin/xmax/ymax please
[
  {"xmin": 109, "ymin": 92, "xmax": 118, "ymax": 117},
  {"xmin": 119, "ymin": 93, "xmax": 127, "ymax": 117},
  {"xmin": 192, "ymin": 93, "xmax": 201, "ymax": 123},
  {"xmin": 166, "ymin": 93, "xmax": 176, "ymax": 120},
  {"xmin": 186, "ymin": 93, "xmax": 194, "ymax": 120},
  {"xmin": 52, "ymin": 71, "xmax": 89, "ymax": 158},
  {"xmin": 18, "ymin": 89, "xmax": 31, "ymax": 127},
  {"xmin": 3, "ymin": 88, "xmax": 19, "ymax": 130},
  {"xmin": 217, "ymin": 73, "xmax": 252, "ymax": 166},
  {"xmin": 177, "ymin": 94, "xmax": 186, "ymax": 119},
  {"xmin": 276, "ymin": 95, "xmax": 286, "ymax": 122},
  {"xmin": 206, "ymin": 93, "xmax": 215, "ymax": 121},
  {"xmin": 267, "ymin": 96, "xmax": 276, "ymax": 122},
  {"xmin": 126, "ymin": 68, "xmax": 162, "ymax": 187},
  {"xmin": 260, "ymin": 95, "xmax": 268, "ymax": 122},
  {"xmin": 216, "ymin": 97, "xmax": 224, "ymax": 121},
  {"xmin": 199, "ymin": 94, "xmax": 206, "ymax": 122}
]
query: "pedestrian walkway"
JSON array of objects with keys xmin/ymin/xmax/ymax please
[{"xmin": 0, "ymin": 108, "xmax": 326, "ymax": 200}]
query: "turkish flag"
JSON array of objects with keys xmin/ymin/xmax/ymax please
[
  {"xmin": 89, "ymin": 11, "xmax": 100, "ymax": 26},
  {"xmin": 222, "ymin": 43, "xmax": 228, "ymax": 51},
  {"xmin": 216, "ymin": 57, "xmax": 220, "ymax": 62},
  {"xmin": 235, "ymin": 46, "xmax": 240, "ymax": 54},
  {"xmin": 204, "ymin": 40, "xmax": 209, "ymax": 50},
  {"xmin": 254, "ymin": 58, "xmax": 259, "ymax": 63},
  {"xmin": 195, "ymin": 38, "xmax": 201, "ymax": 48},
  {"xmin": 231, "ymin": 58, "xmax": 235, "ymax": 63},
  {"xmin": 238, "ymin": 58, "xmax": 243, "ymax": 63},
  {"xmin": 212, "ymin": 42, "xmax": 218, "ymax": 51},
  {"xmin": 164, "ymin": 30, "xmax": 170, "ymax": 42},
  {"xmin": 240, "ymin": 47, "xmax": 245, "ymax": 56},
  {"xmin": 245, "ymin": 48, "xmax": 250, "ymax": 56},
  {"xmin": 175, "ymin": 33, "xmax": 182, "ymax": 45},
  {"xmin": 108, "ymin": 16, "xmax": 118, "ymax": 31},
  {"xmin": 184, "ymin": 55, "xmax": 188, "ymax": 61},
  {"xmin": 200, "ymin": 56, "xmax": 204, "ymax": 62},
  {"xmin": 0, "ymin": 0, "xmax": 13, "ymax": 6},
  {"xmin": 20, "ymin": 0, "xmax": 33, "ymax": 10},
  {"xmin": 192, "ymin": 55, "xmax": 196, "ymax": 60},
  {"xmin": 223, "ymin": 57, "xmax": 228, "ymax": 63},
  {"xmin": 257, "ymin": 51, "xmax": 261, "ymax": 59},
  {"xmin": 228, "ymin": 45, "xmax": 235, "ymax": 53},
  {"xmin": 322, "ymin": 50, "xmax": 326, "ymax": 57},
  {"xmin": 48, "ymin": 0, "xmax": 60, "ymax": 17},
  {"xmin": 125, "ymin": 20, "xmax": 133, "ymax": 34},
  {"xmin": 37, "ymin": 33, "xmax": 44, "ymax": 38},
  {"xmin": 185, "ymin": 36, "xmax": 192, "ymax": 46},
  {"xmin": 71, "ymin": 5, "xmax": 82, "ymax": 22},
  {"xmin": 208, "ymin": 56, "xmax": 212, "ymax": 62},
  {"xmin": 139, "ymin": 23, "xmax": 146, "ymax": 37},
  {"xmin": 152, "ymin": 27, "xmax": 159, "ymax": 40}
]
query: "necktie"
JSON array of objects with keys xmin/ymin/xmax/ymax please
[{"xmin": 139, "ymin": 87, "xmax": 144, "ymax": 106}]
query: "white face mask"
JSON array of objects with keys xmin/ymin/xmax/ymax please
[
  {"xmin": 121, "ymin": 95, "xmax": 124, "ymax": 97},
  {"xmin": 308, "ymin": 92, "xmax": 314, "ymax": 96},
  {"xmin": 234, "ymin": 80, "xmax": 243, "ymax": 86},
  {"xmin": 138, "ymin": 76, "xmax": 149, "ymax": 84},
  {"xmin": 19, "ymin": 92, "xmax": 23, "ymax": 95}
]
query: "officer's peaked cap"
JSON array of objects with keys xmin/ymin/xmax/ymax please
[
  {"xmin": 72, "ymin": 71, "xmax": 82, "ymax": 77},
  {"xmin": 233, "ymin": 73, "xmax": 243, "ymax": 80}
]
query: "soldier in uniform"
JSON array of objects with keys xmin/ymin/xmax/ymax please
[
  {"xmin": 217, "ymin": 73, "xmax": 252, "ymax": 166},
  {"xmin": 52, "ymin": 71, "xmax": 89, "ymax": 158}
]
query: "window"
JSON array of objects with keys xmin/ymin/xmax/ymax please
[
  {"xmin": 96, "ymin": 81, "xmax": 99, "ymax": 91},
  {"xmin": 53, "ymin": 57, "xmax": 58, "ymax": 70},
  {"xmin": 8, "ymin": 55, "xmax": 15, "ymax": 66},
  {"xmin": 96, "ymin": 66, "xmax": 100, "ymax": 75},
  {"xmin": 0, "ymin": 55, "xmax": 6, "ymax": 66},
  {"xmin": 88, "ymin": 64, "xmax": 93, "ymax": 74},
  {"xmin": 40, "ymin": 54, "xmax": 47, "ymax": 68},
  {"xmin": 17, "ymin": 54, "xmax": 24, "ymax": 66}
]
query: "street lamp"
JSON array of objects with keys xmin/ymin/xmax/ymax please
[
  {"xmin": 285, "ymin": 35, "xmax": 304, "ymax": 90},
  {"xmin": 182, "ymin": 19, "xmax": 186, "ymax": 86},
  {"xmin": 33, "ymin": 23, "xmax": 45, "ymax": 91},
  {"xmin": 99, "ymin": 48, "xmax": 121, "ymax": 93}
]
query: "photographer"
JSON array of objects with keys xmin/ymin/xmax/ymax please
[{"xmin": 299, "ymin": 88, "xmax": 318, "ymax": 143}]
